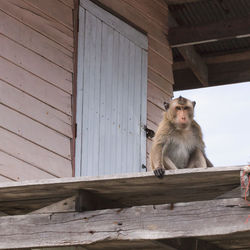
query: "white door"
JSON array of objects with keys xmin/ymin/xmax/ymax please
[{"xmin": 76, "ymin": 0, "xmax": 148, "ymax": 176}]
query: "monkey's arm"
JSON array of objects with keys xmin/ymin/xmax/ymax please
[
  {"xmin": 150, "ymin": 120, "xmax": 177, "ymax": 178},
  {"xmin": 150, "ymin": 142, "xmax": 165, "ymax": 177}
]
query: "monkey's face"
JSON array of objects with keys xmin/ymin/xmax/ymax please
[{"xmin": 168, "ymin": 97, "xmax": 195, "ymax": 130}]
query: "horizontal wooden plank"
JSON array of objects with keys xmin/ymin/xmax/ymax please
[
  {"xmin": 0, "ymin": 175, "xmax": 13, "ymax": 182},
  {"xmin": 173, "ymin": 60, "xmax": 250, "ymax": 90},
  {"xmin": 147, "ymin": 119, "xmax": 158, "ymax": 133},
  {"xmin": 0, "ymin": 150, "xmax": 54, "ymax": 181},
  {"xmin": 0, "ymin": 166, "xmax": 242, "ymax": 215},
  {"xmin": 24, "ymin": 0, "xmax": 73, "ymax": 30},
  {"xmin": 96, "ymin": 0, "xmax": 168, "ymax": 45},
  {"xmin": 59, "ymin": 0, "xmax": 74, "ymax": 9},
  {"xmin": 0, "ymin": 80, "xmax": 72, "ymax": 138},
  {"xmin": 0, "ymin": 0, "xmax": 73, "ymax": 52},
  {"xmin": 166, "ymin": 0, "xmax": 199, "ymax": 3},
  {"xmin": 0, "ymin": 57, "xmax": 71, "ymax": 116},
  {"xmin": 0, "ymin": 127, "xmax": 72, "ymax": 178},
  {"xmin": 148, "ymin": 68, "xmax": 173, "ymax": 95},
  {"xmin": 80, "ymin": 0, "xmax": 148, "ymax": 50},
  {"xmin": 0, "ymin": 35, "xmax": 72, "ymax": 94},
  {"xmin": 0, "ymin": 198, "xmax": 248, "ymax": 249},
  {"xmin": 147, "ymin": 82, "xmax": 171, "ymax": 110},
  {"xmin": 149, "ymin": 36, "xmax": 173, "ymax": 63},
  {"xmin": 123, "ymin": 0, "xmax": 168, "ymax": 28},
  {"xmin": 147, "ymin": 101, "xmax": 164, "ymax": 126},
  {"xmin": 0, "ymin": 104, "xmax": 71, "ymax": 159},
  {"xmin": 168, "ymin": 16, "xmax": 250, "ymax": 47},
  {"xmin": 0, "ymin": 9, "xmax": 73, "ymax": 72},
  {"xmin": 148, "ymin": 48, "xmax": 174, "ymax": 83},
  {"xmin": 174, "ymin": 50, "xmax": 250, "ymax": 70}
]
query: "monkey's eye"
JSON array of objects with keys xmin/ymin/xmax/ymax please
[
  {"xmin": 184, "ymin": 106, "xmax": 190, "ymax": 110},
  {"xmin": 176, "ymin": 106, "xmax": 181, "ymax": 110}
]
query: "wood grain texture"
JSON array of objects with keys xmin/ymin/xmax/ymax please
[
  {"xmin": 59, "ymin": 0, "xmax": 74, "ymax": 8},
  {"xmin": 0, "ymin": 127, "xmax": 72, "ymax": 178},
  {"xmin": 148, "ymin": 48, "xmax": 174, "ymax": 83},
  {"xmin": 0, "ymin": 34, "xmax": 72, "ymax": 94},
  {"xmin": 148, "ymin": 68, "xmax": 173, "ymax": 95},
  {"xmin": 0, "ymin": 104, "xmax": 71, "ymax": 159},
  {"xmin": 0, "ymin": 0, "xmax": 73, "ymax": 52},
  {"xmin": 0, "ymin": 175, "xmax": 13, "ymax": 182},
  {"xmin": 24, "ymin": 0, "xmax": 73, "ymax": 30},
  {"xmin": 0, "ymin": 0, "xmax": 74, "ymax": 180},
  {"xmin": 0, "ymin": 166, "xmax": 242, "ymax": 215},
  {"xmin": 0, "ymin": 198, "xmax": 248, "ymax": 249},
  {"xmin": 147, "ymin": 101, "xmax": 164, "ymax": 127},
  {"xmin": 147, "ymin": 82, "xmax": 171, "ymax": 110},
  {"xmin": 0, "ymin": 80, "xmax": 72, "ymax": 138},
  {"xmin": 0, "ymin": 150, "xmax": 54, "ymax": 181},
  {"xmin": 0, "ymin": 57, "xmax": 72, "ymax": 116},
  {"xmin": 0, "ymin": 9, "xmax": 73, "ymax": 72}
]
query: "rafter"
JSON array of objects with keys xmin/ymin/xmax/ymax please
[
  {"xmin": 169, "ymin": 16, "xmax": 250, "ymax": 47},
  {"xmin": 174, "ymin": 50, "xmax": 250, "ymax": 70},
  {"xmin": 169, "ymin": 14, "xmax": 208, "ymax": 86}
]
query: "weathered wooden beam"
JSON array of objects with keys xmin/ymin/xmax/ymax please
[
  {"xmin": 241, "ymin": 166, "xmax": 250, "ymax": 201},
  {"xmin": 169, "ymin": 14, "xmax": 208, "ymax": 86},
  {"xmin": 173, "ymin": 50, "xmax": 250, "ymax": 70},
  {"xmin": 0, "ymin": 198, "xmax": 249, "ymax": 249},
  {"xmin": 30, "ymin": 196, "xmax": 77, "ymax": 214},
  {"xmin": 178, "ymin": 46, "xmax": 208, "ymax": 86},
  {"xmin": 169, "ymin": 17, "xmax": 250, "ymax": 47},
  {"xmin": 173, "ymin": 60, "xmax": 250, "ymax": 90},
  {"xmin": 166, "ymin": 0, "xmax": 199, "ymax": 4},
  {"xmin": 0, "ymin": 166, "xmax": 242, "ymax": 215}
]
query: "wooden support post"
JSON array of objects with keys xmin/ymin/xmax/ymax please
[
  {"xmin": 75, "ymin": 190, "xmax": 122, "ymax": 211},
  {"xmin": 241, "ymin": 166, "xmax": 250, "ymax": 201}
]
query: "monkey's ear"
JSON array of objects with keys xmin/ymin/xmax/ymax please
[
  {"xmin": 192, "ymin": 101, "xmax": 196, "ymax": 108},
  {"xmin": 163, "ymin": 102, "xmax": 170, "ymax": 110}
]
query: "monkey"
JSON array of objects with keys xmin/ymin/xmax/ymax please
[{"xmin": 150, "ymin": 96, "xmax": 213, "ymax": 178}]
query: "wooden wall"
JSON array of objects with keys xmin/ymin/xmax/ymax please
[
  {"xmin": 96, "ymin": 0, "xmax": 174, "ymax": 169},
  {"xmin": 0, "ymin": 0, "xmax": 75, "ymax": 181}
]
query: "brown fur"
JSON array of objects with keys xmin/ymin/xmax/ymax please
[{"xmin": 150, "ymin": 97, "xmax": 213, "ymax": 178}]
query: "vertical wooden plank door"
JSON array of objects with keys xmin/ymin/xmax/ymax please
[{"xmin": 76, "ymin": 0, "xmax": 148, "ymax": 176}]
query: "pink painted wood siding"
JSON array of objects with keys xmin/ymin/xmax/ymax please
[{"xmin": 0, "ymin": 0, "xmax": 74, "ymax": 181}]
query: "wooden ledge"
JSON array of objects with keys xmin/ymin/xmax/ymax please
[{"xmin": 0, "ymin": 166, "xmax": 244, "ymax": 215}]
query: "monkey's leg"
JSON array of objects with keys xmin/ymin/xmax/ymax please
[
  {"xmin": 186, "ymin": 149, "xmax": 207, "ymax": 169},
  {"xmin": 162, "ymin": 155, "xmax": 178, "ymax": 170}
]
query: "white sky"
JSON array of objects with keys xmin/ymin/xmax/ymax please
[{"xmin": 174, "ymin": 82, "xmax": 250, "ymax": 167}]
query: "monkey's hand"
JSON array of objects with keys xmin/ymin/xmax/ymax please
[{"xmin": 154, "ymin": 167, "xmax": 165, "ymax": 178}]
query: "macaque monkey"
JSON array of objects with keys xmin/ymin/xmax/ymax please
[{"xmin": 150, "ymin": 96, "xmax": 213, "ymax": 178}]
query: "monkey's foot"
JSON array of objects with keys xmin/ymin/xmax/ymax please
[{"xmin": 154, "ymin": 167, "xmax": 165, "ymax": 178}]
